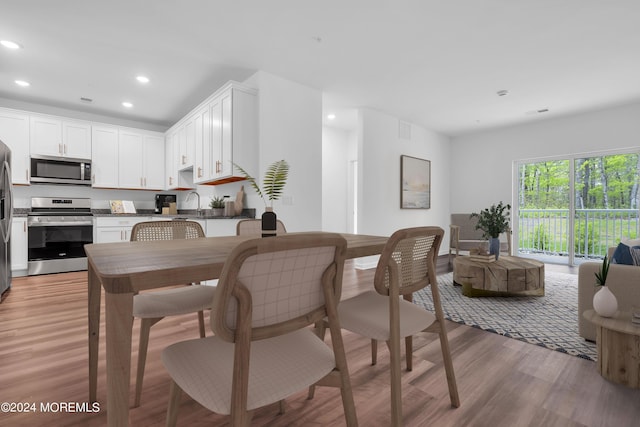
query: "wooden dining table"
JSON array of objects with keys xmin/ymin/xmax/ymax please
[{"xmin": 86, "ymin": 232, "xmax": 388, "ymax": 426}]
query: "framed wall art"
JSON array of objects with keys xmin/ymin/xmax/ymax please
[{"xmin": 400, "ymin": 155, "xmax": 431, "ymax": 209}]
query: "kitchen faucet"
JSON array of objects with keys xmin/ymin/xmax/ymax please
[{"xmin": 186, "ymin": 191, "xmax": 201, "ymax": 216}]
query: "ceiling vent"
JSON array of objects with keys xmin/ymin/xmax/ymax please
[{"xmin": 398, "ymin": 120, "xmax": 411, "ymax": 140}]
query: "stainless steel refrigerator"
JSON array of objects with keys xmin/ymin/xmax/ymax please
[{"xmin": 0, "ymin": 139, "xmax": 12, "ymax": 301}]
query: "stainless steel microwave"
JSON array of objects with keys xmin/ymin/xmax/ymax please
[{"xmin": 30, "ymin": 155, "xmax": 92, "ymax": 186}]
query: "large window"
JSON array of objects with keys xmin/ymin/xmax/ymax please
[{"xmin": 515, "ymin": 151, "xmax": 640, "ymax": 265}]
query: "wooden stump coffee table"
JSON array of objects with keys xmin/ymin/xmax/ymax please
[
  {"xmin": 453, "ymin": 255, "xmax": 545, "ymax": 297},
  {"xmin": 583, "ymin": 309, "xmax": 640, "ymax": 389}
]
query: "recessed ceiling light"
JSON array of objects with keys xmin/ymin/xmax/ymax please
[
  {"xmin": 496, "ymin": 90, "xmax": 509, "ymax": 97},
  {"xmin": 1, "ymin": 40, "xmax": 21, "ymax": 49},
  {"xmin": 327, "ymin": 113, "xmax": 336, "ymax": 120},
  {"xmin": 15, "ymin": 80, "xmax": 30, "ymax": 87},
  {"xmin": 122, "ymin": 101, "xmax": 133, "ymax": 108},
  {"xmin": 136, "ymin": 75, "xmax": 149, "ymax": 84}
]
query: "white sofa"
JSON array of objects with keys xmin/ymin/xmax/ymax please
[{"xmin": 578, "ymin": 247, "xmax": 640, "ymax": 341}]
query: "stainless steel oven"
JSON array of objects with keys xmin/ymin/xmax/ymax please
[{"xmin": 27, "ymin": 197, "xmax": 93, "ymax": 275}]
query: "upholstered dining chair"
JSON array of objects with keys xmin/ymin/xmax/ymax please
[
  {"xmin": 161, "ymin": 233, "xmax": 358, "ymax": 426},
  {"xmin": 130, "ymin": 220, "xmax": 216, "ymax": 408},
  {"xmin": 236, "ymin": 218, "xmax": 287, "ymax": 235},
  {"xmin": 335, "ymin": 226, "xmax": 460, "ymax": 426}
]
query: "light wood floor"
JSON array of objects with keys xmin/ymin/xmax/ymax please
[{"xmin": 1, "ymin": 259, "xmax": 639, "ymax": 427}]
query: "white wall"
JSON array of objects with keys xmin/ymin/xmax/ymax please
[
  {"xmin": 358, "ymin": 108, "xmax": 452, "ymax": 250},
  {"xmin": 450, "ymin": 102, "xmax": 640, "ymax": 214},
  {"xmin": 322, "ymin": 126, "xmax": 354, "ymax": 232},
  {"xmin": 242, "ymin": 71, "xmax": 323, "ymax": 232}
]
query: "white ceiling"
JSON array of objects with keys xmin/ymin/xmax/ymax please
[{"xmin": 2, "ymin": 0, "xmax": 639, "ymax": 136}]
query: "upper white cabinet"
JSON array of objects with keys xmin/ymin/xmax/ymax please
[
  {"xmin": 165, "ymin": 130, "xmax": 194, "ymax": 191},
  {"xmin": 180, "ymin": 115, "xmax": 196, "ymax": 171},
  {"xmin": 118, "ymin": 129, "xmax": 164, "ymax": 190},
  {"xmin": 0, "ymin": 109, "xmax": 30, "ymax": 185},
  {"xmin": 91, "ymin": 125, "xmax": 119, "ymax": 188},
  {"xmin": 30, "ymin": 115, "xmax": 91, "ymax": 159},
  {"xmin": 207, "ymin": 83, "xmax": 257, "ymax": 184},
  {"xmin": 168, "ymin": 81, "xmax": 257, "ymax": 186}
]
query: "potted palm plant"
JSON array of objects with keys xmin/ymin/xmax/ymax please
[
  {"xmin": 470, "ymin": 201, "xmax": 511, "ymax": 259},
  {"xmin": 234, "ymin": 160, "xmax": 289, "ymax": 237}
]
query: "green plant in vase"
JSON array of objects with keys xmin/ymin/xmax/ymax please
[
  {"xmin": 234, "ymin": 160, "xmax": 289, "ymax": 236},
  {"xmin": 592, "ymin": 255, "xmax": 617, "ymax": 317},
  {"xmin": 470, "ymin": 201, "xmax": 511, "ymax": 259},
  {"xmin": 209, "ymin": 196, "xmax": 225, "ymax": 216}
]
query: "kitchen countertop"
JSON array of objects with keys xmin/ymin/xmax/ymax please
[{"xmin": 13, "ymin": 208, "xmax": 256, "ymax": 219}]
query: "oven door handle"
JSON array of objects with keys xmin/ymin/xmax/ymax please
[{"xmin": 28, "ymin": 220, "xmax": 94, "ymax": 227}]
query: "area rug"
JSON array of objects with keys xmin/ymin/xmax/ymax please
[{"xmin": 413, "ymin": 271, "xmax": 597, "ymax": 361}]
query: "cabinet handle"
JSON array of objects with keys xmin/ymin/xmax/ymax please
[
  {"xmin": 23, "ymin": 221, "xmax": 26, "ymax": 232},
  {"xmin": 59, "ymin": 143, "xmax": 63, "ymax": 155},
  {"xmin": 140, "ymin": 177, "xmax": 143, "ymax": 187},
  {"xmin": 169, "ymin": 176, "xmax": 173, "ymax": 185},
  {"xmin": 26, "ymin": 169, "xmax": 29, "ymax": 181},
  {"xmin": 182, "ymin": 155, "xmax": 186, "ymax": 165},
  {"xmin": 197, "ymin": 167, "xmax": 202, "ymax": 178},
  {"xmin": 92, "ymin": 174, "xmax": 95, "ymax": 183},
  {"xmin": 64, "ymin": 144, "xmax": 67, "ymax": 155}
]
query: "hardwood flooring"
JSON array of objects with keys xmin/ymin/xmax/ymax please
[{"xmin": 1, "ymin": 258, "xmax": 638, "ymax": 426}]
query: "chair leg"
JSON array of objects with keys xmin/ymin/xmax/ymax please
[
  {"xmin": 166, "ymin": 380, "xmax": 182, "ymax": 427},
  {"xmin": 197, "ymin": 310, "xmax": 206, "ymax": 338},
  {"xmin": 371, "ymin": 339, "xmax": 378, "ymax": 365},
  {"xmin": 405, "ymin": 336, "xmax": 413, "ymax": 371},
  {"xmin": 278, "ymin": 399, "xmax": 286, "ymax": 414},
  {"xmin": 386, "ymin": 339, "xmax": 403, "ymax": 427},
  {"xmin": 437, "ymin": 323, "xmax": 460, "ymax": 408},
  {"xmin": 134, "ymin": 317, "xmax": 162, "ymax": 408}
]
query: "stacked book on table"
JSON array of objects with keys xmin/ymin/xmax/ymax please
[{"xmin": 469, "ymin": 253, "xmax": 496, "ymax": 263}]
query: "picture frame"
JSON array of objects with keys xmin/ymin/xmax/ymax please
[{"xmin": 401, "ymin": 155, "xmax": 431, "ymax": 209}]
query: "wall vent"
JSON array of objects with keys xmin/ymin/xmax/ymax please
[{"xmin": 398, "ymin": 120, "xmax": 411, "ymax": 139}]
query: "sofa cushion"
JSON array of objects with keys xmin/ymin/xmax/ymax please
[{"xmin": 612, "ymin": 242, "xmax": 634, "ymax": 265}]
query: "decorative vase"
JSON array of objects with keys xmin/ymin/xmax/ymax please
[
  {"xmin": 261, "ymin": 207, "xmax": 277, "ymax": 238},
  {"xmin": 489, "ymin": 237, "xmax": 501, "ymax": 260},
  {"xmin": 593, "ymin": 286, "xmax": 618, "ymax": 317}
]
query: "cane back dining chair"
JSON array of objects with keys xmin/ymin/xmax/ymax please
[
  {"xmin": 161, "ymin": 233, "xmax": 358, "ymax": 426},
  {"xmin": 130, "ymin": 220, "xmax": 216, "ymax": 407},
  {"xmin": 335, "ymin": 226, "xmax": 460, "ymax": 426},
  {"xmin": 236, "ymin": 218, "xmax": 287, "ymax": 235}
]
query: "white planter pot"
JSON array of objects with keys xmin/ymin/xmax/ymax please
[{"xmin": 593, "ymin": 286, "xmax": 618, "ymax": 318}]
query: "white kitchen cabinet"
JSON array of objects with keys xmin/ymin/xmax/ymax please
[
  {"xmin": 180, "ymin": 116, "xmax": 196, "ymax": 171},
  {"xmin": 205, "ymin": 218, "xmax": 241, "ymax": 237},
  {"xmin": 30, "ymin": 115, "xmax": 91, "ymax": 159},
  {"xmin": 118, "ymin": 130, "xmax": 164, "ymax": 190},
  {"xmin": 94, "ymin": 216, "xmax": 155, "ymax": 243},
  {"xmin": 172, "ymin": 81, "xmax": 257, "ymax": 186},
  {"xmin": 0, "ymin": 109, "xmax": 30, "ymax": 185},
  {"xmin": 91, "ymin": 125, "xmax": 119, "ymax": 188},
  {"xmin": 192, "ymin": 105, "xmax": 211, "ymax": 183},
  {"xmin": 209, "ymin": 83, "xmax": 257, "ymax": 184},
  {"xmin": 10, "ymin": 217, "xmax": 28, "ymax": 274},
  {"xmin": 165, "ymin": 130, "xmax": 193, "ymax": 190}
]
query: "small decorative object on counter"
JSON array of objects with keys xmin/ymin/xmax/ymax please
[
  {"xmin": 223, "ymin": 196, "xmax": 235, "ymax": 217},
  {"xmin": 593, "ymin": 255, "xmax": 618, "ymax": 317},
  {"xmin": 234, "ymin": 160, "xmax": 289, "ymax": 237},
  {"xmin": 234, "ymin": 185, "xmax": 245, "ymax": 216}
]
